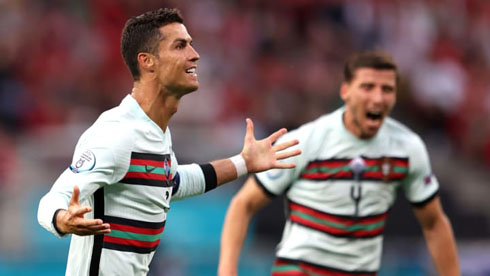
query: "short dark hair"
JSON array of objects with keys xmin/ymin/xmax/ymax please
[
  {"xmin": 343, "ymin": 50, "xmax": 398, "ymax": 83},
  {"xmin": 121, "ymin": 8, "xmax": 184, "ymax": 80}
]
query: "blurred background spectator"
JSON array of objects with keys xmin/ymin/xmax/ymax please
[{"xmin": 0, "ymin": 0, "xmax": 489, "ymax": 275}]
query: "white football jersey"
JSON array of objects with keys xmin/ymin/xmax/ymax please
[
  {"xmin": 38, "ymin": 95, "xmax": 212, "ymax": 276},
  {"xmin": 256, "ymin": 107, "xmax": 439, "ymax": 275}
]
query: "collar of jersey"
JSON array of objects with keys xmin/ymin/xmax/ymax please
[{"xmin": 121, "ymin": 94, "xmax": 168, "ymax": 135}]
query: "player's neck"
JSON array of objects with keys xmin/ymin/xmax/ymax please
[{"xmin": 131, "ymin": 81, "xmax": 180, "ymax": 132}]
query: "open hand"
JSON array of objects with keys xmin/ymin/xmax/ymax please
[
  {"xmin": 240, "ymin": 118, "xmax": 301, "ymax": 173},
  {"xmin": 56, "ymin": 185, "xmax": 111, "ymax": 236}
]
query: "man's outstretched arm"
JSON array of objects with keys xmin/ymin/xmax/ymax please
[
  {"xmin": 218, "ymin": 177, "xmax": 271, "ymax": 276},
  {"xmin": 212, "ymin": 118, "xmax": 300, "ymax": 185},
  {"xmin": 413, "ymin": 196, "xmax": 460, "ymax": 276}
]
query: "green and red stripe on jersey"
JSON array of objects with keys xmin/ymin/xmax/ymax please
[
  {"xmin": 272, "ymin": 258, "xmax": 377, "ymax": 276},
  {"xmin": 121, "ymin": 152, "xmax": 173, "ymax": 187},
  {"xmin": 103, "ymin": 216, "xmax": 165, "ymax": 254},
  {"xmin": 300, "ymin": 157, "xmax": 409, "ymax": 182},
  {"xmin": 288, "ymin": 201, "xmax": 388, "ymax": 238}
]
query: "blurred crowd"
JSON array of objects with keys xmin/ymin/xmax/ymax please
[
  {"xmin": 1, "ymin": 0, "xmax": 490, "ymax": 181},
  {"xmin": 0, "ymin": 0, "xmax": 489, "ymax": 207}
]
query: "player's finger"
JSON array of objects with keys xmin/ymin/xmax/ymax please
[
  {"xmin": 80, "ymin": 218, "xmax": 107, "ymax": 227},
  {"xmin": 94, "ymin": 228, "xmax": 112, "ymax": 234},
  {"xmin": 273, "ymin": 162, "xmax": 296, "ymax": 169},
  {"xmin": 244, "ymin": 118, "xmax": 255, "ymax": 140},
  {"xmin": 276, "ymin": 149, "xmax": 302, "ymax": 160},
  {"xmin": 69, "ymin": 185, "xmax": 81, "ymax": 206},
  {"xmin": 267, "ymin": 128, "xmax": 287, "ymax": 143},
  {"xmin": 85, "ymin": 223, "xmax": 111, "ymax": 231},
  {"xmin": 72, "ymin": 206, "xmax": 92, "ymax": 217},
  {"xmin": 76, "ymin": 227, "xmax": 111, "ymax": 236},
  {"xmin": 272, "ymin": 139, "xmax": 299, "ymax": 152}
]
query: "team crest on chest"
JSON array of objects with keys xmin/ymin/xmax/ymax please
[
  {"xmin": 163, "ymin": 156, "xmax": 171, "ymax": 180},
  {"xmin": 379, "ymin": 157, "xmax": 394, "ymax": 183}
]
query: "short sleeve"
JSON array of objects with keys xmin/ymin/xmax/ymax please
[
  {"xmin": 37, "ymin": 122, "xmax": 132, "ymax": 237},
  {"xmin": 402, "ymin": 135, "xmax": 439, "ymax": 206}
]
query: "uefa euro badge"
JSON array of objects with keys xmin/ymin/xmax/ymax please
[
  {"xmin": 70, "ymin": 150, "xmax": 96, "ymax": 173},
  {"xmin": 379, "ymin": 157, "xmax": 393, "ymax": 183},
  {"xmin": 266, "ymin": 169, "xmax": 284, "ymax": 180}
]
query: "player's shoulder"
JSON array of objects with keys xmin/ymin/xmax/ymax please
[
  {"xmin": 383, "ymin": 117, "xmax": 426, "ymax": 149},
  {"xmin": 79, "ymin": 105, "xmax": 137, "ymax": 151},
  {"xmin": 290, "ymin": 108, "xmax": 341, "ymax": 136}
]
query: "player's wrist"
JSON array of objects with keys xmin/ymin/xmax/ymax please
[
  {"xmin": 230, "ymin": 154, "xmax": 248, "ymax": 178},
  {"xmin": 54, "ymin": 209, "xmax": 68, "ymax": 235}
]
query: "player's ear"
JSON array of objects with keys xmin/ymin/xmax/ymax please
[
  {"xmin": 137, "ymin": 52, "xmax": 156, "ymax": 75},
  {"xmin": 340, "ymin": 82, "xmax": 350, "ymax": 101}
]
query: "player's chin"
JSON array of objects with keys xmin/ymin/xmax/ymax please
[
  {"xmin": 180, "ymin": 82, "xmax": 199, "ymax": 95},
  {"xmin": 360, "ymin": 124, "xmax": 381, "ymax": 139}
]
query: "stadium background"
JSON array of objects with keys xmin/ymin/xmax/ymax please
[{"xmin": 0, "ymin": 0, "xmax": 489, "ymax": 275}]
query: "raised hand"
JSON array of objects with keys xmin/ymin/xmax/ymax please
[
  {"xmin": 56, "ymin": 185, "xmax": 111, "ymax": 236},
  {"xmin": 240, "ymin": 118, "xmax": 301, "ymax": 173}
]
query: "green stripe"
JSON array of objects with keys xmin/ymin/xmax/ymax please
[
  {"xmin": 272, "ymin": 264, "xmax": 303, "ymax": 273},
  {"xmin": 364, "ymin": 166, "xmax": 379, "ymax": 172},
  {"xmin": 303, "ymin": 165, "xmax": 350, "ymax": 174},
  {"xmin": 106, "ymin": 229, "xmax": 162, "ymax": 242},
  {"xmin": 393, "ymin": 166, "xmax": 408, "ymax": 173},
  {"xmin": 291, "ymin": 210, "xmax": 385, "ymax": 231},
  {"xmin": 304, "ymin": 165, "xmax": 407, "ymax": 174},
  {"xmin": 128, "ymin": 165, "xmax": 166, "ymax": 175},
  {"xmin": 272, "ymin": 264, "xmax": 324, "ymax": 276}
]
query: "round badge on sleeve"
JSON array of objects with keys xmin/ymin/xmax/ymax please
[
  {"xmin": 70, "ymin": 150, "xmax": 96, "ymax": 173},
  {"xmin": 266, "ymin": 169, "xmax": 284, "ymax": 180}
]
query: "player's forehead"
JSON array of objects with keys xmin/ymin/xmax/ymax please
[
  {"xmin": 352, "ymin": 68, "xmax": 396, "ymax": 86},
  {"xmin": 158, "ymin": 23, "xmax": 192, "ymax": 44}
]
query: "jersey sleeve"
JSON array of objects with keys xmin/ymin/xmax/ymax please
[
  {"xmin": 171, "ymin": 163, "xmax": 215, "ymax": 201},
  {"xmin": 255, "ymin": 123, "xmax": 313, "ymax": 197},
  {"xmin": 401, "ymin": 135, "xmax": 439, "ymax": 206},
  {"xmin": 37, "ymin": 123, "xmax": 132, "ymax": 237}
]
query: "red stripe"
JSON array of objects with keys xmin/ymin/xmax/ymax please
[
  {"xmin": 363, "ymin": 158, "xmax": 408, "ymax": 168},
  {"xmin": 109, "ymin": 223, "xmax": 164, "ymax": 235},
  {"xmin": 352, "ymin": 227, "xmax": 385, "ymax": 237},
  {"xmin": 290, "ymin": 214, "xmax": 384, "ymax": 237},
  {"xmin": 275, "ymin": 259, "xmax": 376, "ymax": 276},
  {"xmin": 274, "ymin": 259, "xmax": 291, "ymax": 266},
  {"xmin": 389, "ymin": 172, "xmax": 406, "ymax": 179},
  {"xmin": 363, "ymin": 171, "xmax": 383, "ymax": 178},
  {"xmin": 363, "ymin": 171, "xmax": 406, "ymax": 180},
  {"xmin": 289, "ymin": 202, "xmax": 387, "ymax": 225},
  {"xmin": 305, "ymin": 160, "xmax": 350, "ymax": 170},
  {"xmin": 301, "ymin": 171, "xmax": 352, "ymax": 179},
  {"xmin": 103, "ymin": 235, "xmax": 160, "ymax": 248},
  {"xmin": 272, "ymin": 272, "xmax": 309, "ymax": 276},
  {"xmin": 363, "ymin": 159, "xmax": 379, "ymax": 166},
  {"xmin": 393, "ymin": 160, "xmax": 408, "ymax": 167},
  {"xmin": 124, "ymin": 172, "xmax": 169, "ymax": 181},
  {"xmin": 299, "ymin": 263, "xmax": 376, "ymax": 276},
  {"xmin": 130, "ymin": 159, "xmax": 164, "ymax": 167}
]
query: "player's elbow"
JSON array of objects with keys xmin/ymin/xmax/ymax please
[{"xmin": 229, "ymin": 194, "xmax": 259, "ymax": 218}]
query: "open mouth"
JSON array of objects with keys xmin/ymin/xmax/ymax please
[
  {"xmin": 185, "ymin": 67, "xmax": 196, "ymax": 75},
  {"xmin": 366, "ymin": 111, "xmax": 383, "ymax": 120}
]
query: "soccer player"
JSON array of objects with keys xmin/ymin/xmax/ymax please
[
  {"xmin": 219, "ymin": 51, "xmax": 460, "ymax": 276},
  {"xmin": 37, "ymin": 8, "xmax": 301, "ymax": 276}
]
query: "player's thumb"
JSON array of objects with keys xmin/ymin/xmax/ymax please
[
  {"xmin": 70, "ymin": 185, "xmax": 81, "ymax": 206},
  {"xmin": 244, "ymin": 118, "xmax": 255, "ymax": 140}
]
